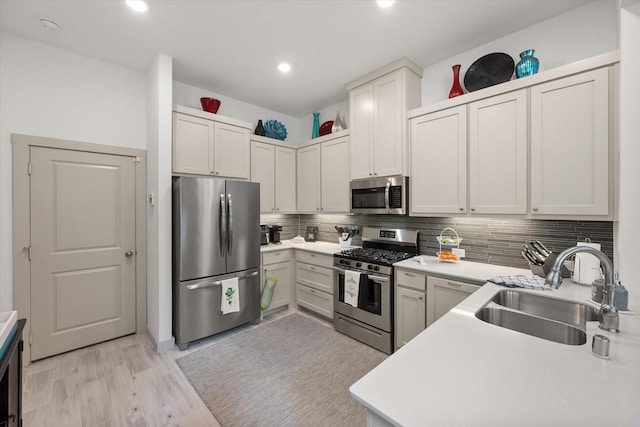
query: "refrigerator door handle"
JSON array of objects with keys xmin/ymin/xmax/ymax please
[
  {"xmin": 228, "ymin": 193, "xmax": 233, "ymax": 256},
  {"xmin": 220, "ymin": 193, "xmax": 227, "ymax": 256},
  {"xmin": 186, "ymin": 270, "xmax": 259, "ymax": 290}
]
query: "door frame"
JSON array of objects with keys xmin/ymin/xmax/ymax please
[{"xmin": 12, "ymin": 134, "xmax": 147, "ymax": 363}]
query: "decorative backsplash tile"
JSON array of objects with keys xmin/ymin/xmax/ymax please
[{"xmin": 262, "ymin": 213, "xmax": 614, "ymax": 269}]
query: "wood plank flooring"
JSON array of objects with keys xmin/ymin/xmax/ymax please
[{"xmin": 22, "ymin": 309, "xmax": 315, "ymax": 427}]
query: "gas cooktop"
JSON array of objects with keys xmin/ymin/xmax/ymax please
[{"xmin": 335, "ymin": 247, "xmax": 416, "ymax": 266}]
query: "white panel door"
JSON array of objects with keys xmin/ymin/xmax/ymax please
[
  {"xmin": 530, "ymin": 68, "xmax": 609, "ymax": 215},
  {"xmin": 395, "ymin": 286, "xmax": 425, "ymax": 350},
  {"xmin": 214, "ymin": 122, "xmax": 250, "ymax": 179},
  {"xmin": 410, "ymin": 105, "xmax": 467, "ymax": 215},
  {"xmin": 274, "ymin": 146, "xmax": 297, "ymax": 213},
  {"xmin": 30, "ymin": 147, "xmax": 136, "ymax": 360},
  {"xmin": 349, "ymin": 83, "xmax": 374, "ymax": 180},
  {"xmin": 250, "ymin": 141, "xmax": 275, "ymax": 212},
  {"xmin": 296, "ymin": 144, "xmax": 322, "ymax": 212},
  {"xmin": 469, "ymin": 89, "xmax": 528, "ymax": 214},
  {"xmin": 373, "ymin": 69, "xmax": 403, "ymax": 177},
  {"xmin": 172, "ymin": 113, "xmax": 214, "ymax": 175},
  {"xmin": 426, "ymin": 277, "xmax": 478, "ymax": 327},
  {"xmin": 321, "ymin": 137, "xmax": 350, "ymax": 212}
]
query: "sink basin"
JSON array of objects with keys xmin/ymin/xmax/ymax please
[
  {"xmin": 491, "ymin": 290, "xmax": 598, "ymax": 329},
  {"xmin": 476, "ymin": 307, "xmax": 587, "ymax": 345}
]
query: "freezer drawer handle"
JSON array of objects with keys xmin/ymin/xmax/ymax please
[{"xmin": 186, "ymin": 271, "xmax": 258, "ymax": 290}]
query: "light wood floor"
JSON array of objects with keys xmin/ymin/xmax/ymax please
[{"xmin": 22, "ymin": 309, "xmax": 315, "ymax": 427}]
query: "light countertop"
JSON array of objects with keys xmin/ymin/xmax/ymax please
[
  {"xmin": 260, "ymin": 239, "xmax": 351, "ymax": 256},
  {"xmin": 350, "ymin": 266, "xmax": 640, "ymax": 426}
]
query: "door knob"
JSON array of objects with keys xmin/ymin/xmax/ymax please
[{"xmin": 125, "ymin": 251, "xmax": 133, "ymax": 258}]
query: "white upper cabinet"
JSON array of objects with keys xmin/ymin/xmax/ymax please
[
  {"xmin": 530, "ymin": 68, "xmax": 610, "ymax": 216},
  {"xmin": 172, "ymin": 106, "xmax": 251, "ymax": 179},
  {"xmin": 348, "ymin": 58, "xmax": 422, "ymax": 180},
  {"xmin": 250, "ymin": 139, "xmax": 296, "ymax": 213},
  {"xmin": 410, "ymin": 105, "xmax": 467, "ymax": 215},
  {"xmin": 297, "ymin": 131, "xmax": 351, "ymax": 213},
  {"xmin": 469, "ymin": 89, "xmax": 528, "ymax": 215}
]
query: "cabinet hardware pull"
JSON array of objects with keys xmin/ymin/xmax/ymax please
[
  {"xmin": 418, "ymin": 296, "xmax": 423, "ymax": 300},
  {"xmin": 459, "ymin": 207, "xmax": 464, "ymax": 211},
  {"xmin": 533, "ymin": 207, "xmax": 539, "ymax": 211},
  {"xmin": 447, "ymin": 282, "xmax": 461, "ymax": 287},
  {"xmin": 470, "ymin": 208, "xmax": 475, "ymax": 212},
  {"xmin": 405, "ymin": 273, "xmax": 415, "ymax": 277}
]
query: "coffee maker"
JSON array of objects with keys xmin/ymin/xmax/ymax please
[
  {"xmin": 268, "ymin": 224, "xmax": 282, "ymax": 244},
  {"xmin": 260, "ymin": 224, "xmax": 269, "ymax": 245}
]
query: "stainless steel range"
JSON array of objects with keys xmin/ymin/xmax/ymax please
[{"xmin": 333, "ymin": 227, "xmax": 419, "ymax": 354}]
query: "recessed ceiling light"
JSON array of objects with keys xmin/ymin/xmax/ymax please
[
  {"xmin": 377, "ymin": 0, "xmax": 395, "ymax": 8},
  {"xmin": 126, "ymin": 0, "xmax": 148, "ymax": 13},
  {"xmin": 278, "ymin": 63, "xmax": 292, "ymax": 73},
  {"xmin": 40, "ymin": 18, "xmax": 60, "ymax": 31}
]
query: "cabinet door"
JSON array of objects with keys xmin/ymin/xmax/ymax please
[
  {"xmin": 264, "ymin": 261, "xmax": 291, "ymax": 311},
  {"xmin": 395, "ymin": 286, "xmax": 425, "ymax": 350},
  {"xmin": 297, "ymin": 144, "xmax": 322, "ymax": 212},
  {"xmin": 410, "ymin": 105, "xmax": 467, "ymax": 215},
  {"xmin": 373, "ymin": 69, "xmax": 404, "ymax": 177},
  {"xmin": 530, "ymin": 68, "xmax": 609, "ymax": 216},
  {"xmin": 469, "ymin": 90, "xmax": 527, "ymax": 214},
  {"xmin": 172, "ymin": 113, "xmax": 214, "ymax": 175},
  {"xmin": 426, "ymin": 276, "xmax": 478, "ymax": 327},
  {"xmin": 321, "ymin": 137, "xmax": 350, "ymax": 212},
  {"xmin": 214, "ymin": 122, "xmax": 250, "ymax": 179},
  {"xmin": 250, "ymin": 141, "xmax": 275, "ymax": 212},
  {"xmin": 274, "ymin": 146, "xmax": 297, "ymax": 213},
  {"xmin": 349, "ymin": 83, "xmax": 374, "ymax": 180}
]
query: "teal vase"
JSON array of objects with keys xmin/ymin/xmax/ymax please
[
  {"xmin": 516, "ymin": 49, "xmax": 540, "ymax": 78},
  {"xmin": 312, "ymin": 112, "xmax": 320, "ymax": 139}
]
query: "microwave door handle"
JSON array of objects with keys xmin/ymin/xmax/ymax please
[{"xmin": 385, "ymin": 182, "xmax": 391, "ymax": 213}]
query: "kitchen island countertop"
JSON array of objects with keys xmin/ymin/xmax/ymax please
[
  {"xmin": 260, "ymin": 239, "xmax": 351, "ymax": 256},
  {"xmin": 351, "ymin": 256, "xmax": 640, "ymax": 426}
]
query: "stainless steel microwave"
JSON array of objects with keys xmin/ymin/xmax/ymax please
[{"xmin": 350, "ymin": 176, "xmax": 408, "ymax": 215}]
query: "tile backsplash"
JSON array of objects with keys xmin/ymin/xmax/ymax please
[{"xmin": 260, "ymin": 213, "xmax": 614, "ymax": 270}]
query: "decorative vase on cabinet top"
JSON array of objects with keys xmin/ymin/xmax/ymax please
[
  {"xmin": 448, "ymin": 64, "xmax": 464, "ymax": 98},
  {"xmin": 312, "ymin": 112, "xmax": 320, "ymax": 139},
  {"xmin": 515, "ymin": 49, "xmax": 539, "ymax": 78},
  {"xmin": 254, "ymin": 119, "xmax": 266, "ymax": 136}
]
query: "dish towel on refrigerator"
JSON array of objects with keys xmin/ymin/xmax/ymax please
[
  {"xmin": 221, "ymin": 277, "xmax": 240, "ymax": 314},
  {"xmin": 344, "ymin": 270, "xmax": 361, "ymax": 307}
]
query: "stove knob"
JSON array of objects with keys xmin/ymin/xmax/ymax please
[
  {"xmin": 356, "ymin": 262, "xmax": 362, "ymax": 268},
  {"xmin": 373, "ymin": 266, "xmax": 380, "ymax": 271},
  {"xmin": 367, "ymin": 265, "xmax": 373, "ymax": 270},
  {"xmin": 339, "ymin": 259, "xmax": 345, "ymax": 265}
]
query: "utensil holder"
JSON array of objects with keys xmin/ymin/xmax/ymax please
[
  {"xmin": 530, "ymin": 253, "xmax": 571, "ymax": 278},
  {"xmin": 339, "ymin": 238, "xmax": 352, "ymax": 249}
]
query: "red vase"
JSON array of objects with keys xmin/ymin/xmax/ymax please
[{"xmin": 448, "ymin": 64, "xmax": 464, "ymax": 98}]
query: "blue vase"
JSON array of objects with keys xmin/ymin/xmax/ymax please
[
  {"xmin": 312, "ymin": 112, "xmax": 320, "ymax": 139},
  {"xmin": 515, "ymin": 49, "xmax": 539, "ymax": 78}
]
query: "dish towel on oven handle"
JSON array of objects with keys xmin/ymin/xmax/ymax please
[
  {"xmin": 489, "ymin": 275, "xmax": 552, "ymax": 291},
  {"xmin": 221, "ymin": 277, "xmax": 240, "ymax": 314},
  {"xmin": 344, "ymin": 270, "xmax": 361, "ymax": 307}
]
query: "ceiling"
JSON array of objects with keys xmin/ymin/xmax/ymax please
[{"xmin": 0, "ymin": 0, "xmax": 592, "ymax": 117}]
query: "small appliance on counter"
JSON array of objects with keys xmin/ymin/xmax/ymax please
[
  {"xmin": 260, "ymin": 224, "xmax": 270, "ymax": 245},
  {"xmin": 268, "ymin": 224, "xmax": 282, "ymax": 244}
]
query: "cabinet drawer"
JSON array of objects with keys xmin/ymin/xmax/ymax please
[
  {"xmin": 296, "ymin": 263, "xmax": 333, "ymax": 294},
  {"xmin": 295, "ymin": 250, "xmax": 333, "ymax": 269},
  {"xmin": 262, "ymin": 249, "xmax": 292, "ymax": 265},
  {"xmin": 395, "ymin": 269, "xmax": 426, "ymax": 291},
  {"xmin": 296, "ymin": 283, "xmax": 333, "ymax": 319}
]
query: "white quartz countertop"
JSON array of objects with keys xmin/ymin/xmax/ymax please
[
  {"xmin": 260, "ymin": 239, "xmax": 350, "ymax": 255},
  {"xmin": 350, "ymin": 277, "xmax": 640, "ymax": 426}
]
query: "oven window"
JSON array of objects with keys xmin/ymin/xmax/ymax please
[
  {"xmin": 338, "ymin": 273, "xmax": 382, "ymax": 315},
  {"xmin": 352, "ymin": 187, "xmax": 386, "ymax": 209}
]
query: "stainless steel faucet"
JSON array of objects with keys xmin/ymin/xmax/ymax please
[{"xmin": 544, "ymin": 245, "xmax": 619, "ymax": 333}]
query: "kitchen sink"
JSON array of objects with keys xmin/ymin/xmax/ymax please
[
  {"xmin": 491, "ymin": 290, "xmax": 599, "ymax": 329},
  {"xmin": 476, "ymin": 307, "xmax": 587, "ymax": 345}
]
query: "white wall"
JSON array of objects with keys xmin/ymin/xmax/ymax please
[
  {"xmin": 420, "ymin": 0, "xmax": 618, "ymax": 105},
  {"xmin": 146, "ymin": 54, "xmax": 174, "ymax": 348},
  {"xmin": 173, "ymin": 81, "xmax": 304, "ymax": 143},
  {"xmin": 0, "ymin": 32, "xmax": 147, "ymax": 312},
  {"xmin": 616, "ymin": 3, "xmax": 640, "ymax": 296}
]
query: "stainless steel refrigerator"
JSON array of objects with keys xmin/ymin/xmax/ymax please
[{"xmin": 172, "ymin": 176, "xmax": 261, "ymax": 350}]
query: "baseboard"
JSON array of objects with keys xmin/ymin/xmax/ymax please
[{"xmin": 145, "ymin": 325, "xmax": 176, "ymax": 352}]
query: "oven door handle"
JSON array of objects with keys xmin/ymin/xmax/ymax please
[{"xmin": 333, "ymin": 266, "xmax": 389, "ymax": 283}]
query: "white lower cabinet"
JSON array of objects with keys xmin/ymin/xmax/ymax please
[
  {"xmin": 260, "ymin": 249, "xmax": 293, "ymax": 312},
  {"xmin": 294, "ymin": 251, "xmax": 334, "ymax": 319},
  {"xmin": 426, "ymin": 276, "xmax": 480, "ymax": 327},
  {"xmin": 394, "ymin": 269, "xmax": 426, "ymax": 350}
]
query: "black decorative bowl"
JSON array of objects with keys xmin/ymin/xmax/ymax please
[{"xmin": 464, "ymin": 53, "xmax": 515, "ymax": 92}]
